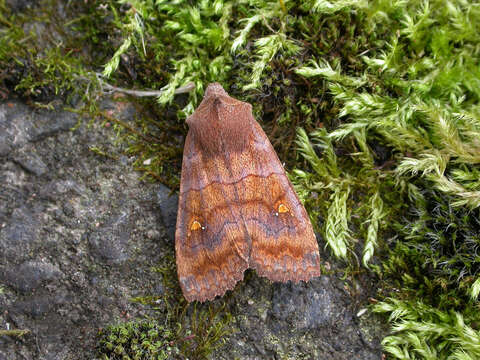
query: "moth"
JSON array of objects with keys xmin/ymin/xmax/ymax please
[{"xmin": 175, "ymin": 83, "xmax": 320, "ymax": 302}]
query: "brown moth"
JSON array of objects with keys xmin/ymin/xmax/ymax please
[{"xmin": 175, "ymin": 83, "xmax": 320, "ymax": 302}]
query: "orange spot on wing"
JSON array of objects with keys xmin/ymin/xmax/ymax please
[
  {"xmin": 278, "ymin": 203, "xmax": 289, "ymax": 214},
  {"xmin": 190, "ymin": 220, "xmax": 202, "ymax": 231}
]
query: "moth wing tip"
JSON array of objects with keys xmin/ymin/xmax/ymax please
[{"xmin": 181, "ymin": 266, "xmax": 247, "ymax": 302}]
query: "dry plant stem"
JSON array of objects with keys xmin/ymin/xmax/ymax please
[
  {"xmin": 77, "ymin": 73, "xmax": 195, "ymax": 98},
  {"xmin": 97, "ymin": 74, "xmax": 195, "ymax": 97}
]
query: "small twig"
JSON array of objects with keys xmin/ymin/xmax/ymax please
[
  {"xmin": 76, "ymin": 73, "xmax": 195, "ymax": 98},
  {"xmin": 101, "ymin": 81, "xmax": 195, "ymax": 97},
  {"xmin": 95, "ymin": 73, "xmax": 195, "ymax": 97}
]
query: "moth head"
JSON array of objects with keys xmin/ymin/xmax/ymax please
[
  {"xmin": 186, "ymin": 83, "xmax": 229, "ymax": 128},
  {"xmin": 204, "ymin": 82, "xmax": 228, "ymax": 99},
  {"xmin": 186, "ymin": 82, "xmax": 253, "ymax": 155}
]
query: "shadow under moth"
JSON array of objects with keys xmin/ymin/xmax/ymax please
[{"xmin": 176, "ymin": 83, "xmax": 321, "ymax": 302}]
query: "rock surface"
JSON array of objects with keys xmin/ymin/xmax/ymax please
[
  {"xmin": 0, "ymin": 98, "xmax": 386, "ymax": 359},
  {"xmin": 0, "ymin": 100, "xmax": 168, "ymax": 359}
]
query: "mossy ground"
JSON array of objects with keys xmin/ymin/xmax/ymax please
[
  {"xmin": 96, "ymin": 253, "xmax": 232, "ymax": 360},
  {"xmin": 2, "ymin": 0, "xmax": 480, "ymax": 359}
]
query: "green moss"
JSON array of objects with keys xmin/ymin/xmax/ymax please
[
  {"xmin": 97, "ymin": 320, "xmax": 177, "ymax": 360},
  {"xmin": 373, "ymin": 298, "xmax": 480, "ymax": 360},
  {"xmin": 291, "ymin": 1, "xmax": 480, "ymax": 358},
  {"xmin": 0, "ymin": 329, "xmax": 29, "ymax": 338}
]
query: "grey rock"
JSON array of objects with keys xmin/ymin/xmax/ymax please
[
  {"xmin": 39, "ymin": 179, "xmax": 86, "ymax": 200},
  {"xmin": 1, "ymin": 95, "xmax": 166, "ymax": 359},
  {"xmin": 13, "ymin": 151, "xmax": 48, "ymax": 176},
  {"xmin": 156, "ymin": 184, "xmax": 178, "ymax": 241},
  {"xmin": 0, "ymin": 102, "xmax": 35, "ymax": 153},
  {"xmin": 0, "ymin": 349, "xmax": 17, "ymax": 360},
  {"xmin": 88, "ymin": 209, "xmax": 132, "ymax": 264},
  {"xmin": 0, "ymin": 101, "xmax": 78, "ymax": 157},
  {"xmin": 271, "ymin": 276, "xmax": 337, "ymax": 330},
  {"xmin": 12, "ymin": 295, "xmax": 60, "ymax": 318},
  {"xmin": 26, "ymin": 109, "xmax": 78, "ymax": 142},
  {"xmin": 0, "ymin": 206, "xmax": 40, "ymax": 260},
  {"xmin": 4, "ymin": 260, "xmax": 63, "ymax": 293},
  {"xmin": 0, "ymin": 109, "xmax": 13, "ymax": 156},
  {"xmin": 210, "ymin": 266, "xmax": 385, "ymax": 359}
]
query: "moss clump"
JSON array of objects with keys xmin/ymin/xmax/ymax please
[
  {"xmin": 373, "ymin": 299, "xmax": 480, "ymax": 360},
  {"xmin": 291, "ymin": 1, "xmax": 480, "ymax": 358},
  {"xmin": 97, "ymin": 320, "xmax": 178, "ymax": 360},
  {"xmin": 383, "ymin": 190, "xmax": 480, "ymax": 308}
]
